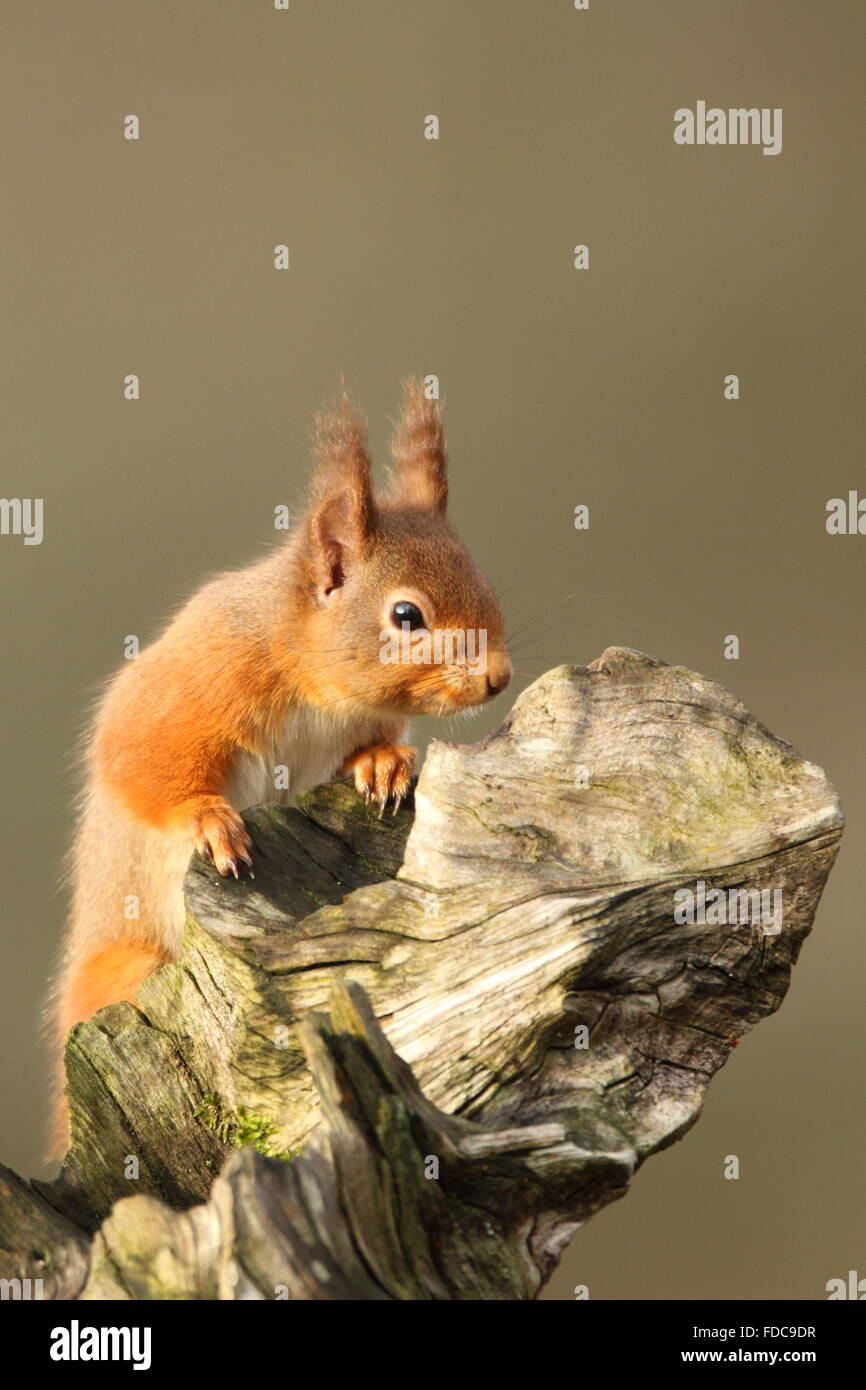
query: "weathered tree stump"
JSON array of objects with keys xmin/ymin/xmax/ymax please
[{"xmin": 0, "ymin": 649, "xmax": 843, "ymax": 1299}]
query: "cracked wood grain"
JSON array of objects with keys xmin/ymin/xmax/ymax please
[{"xmin": 0, "ymin": 648, "xmax": 843, "ymax": 1299}]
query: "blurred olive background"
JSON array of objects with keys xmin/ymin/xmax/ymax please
[{"xmin": 0, "ymin": 0, "xmax": 863, "ymax": 1300}]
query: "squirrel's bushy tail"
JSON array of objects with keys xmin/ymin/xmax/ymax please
[
  {"xmin": 48, "ymin": 785, "xmax": 189, "ymax": 1160},
  {"xmin": 49, "ymin": 939, "xmax": 170, "ymax": 1159}
]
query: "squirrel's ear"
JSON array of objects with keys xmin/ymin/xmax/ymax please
[
  {"xmin": 388, "ymin": 378, "xmax": 448, "ymax": 514},
  {"xmin": 306, "ymin": 391, "xmax": 376, "ymax": 596}
]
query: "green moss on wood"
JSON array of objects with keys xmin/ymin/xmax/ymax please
[{"xmin": 195, "ymin": 1094, "xmax": 297, "ymax": 1161}]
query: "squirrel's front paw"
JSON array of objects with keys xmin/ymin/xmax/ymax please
[
  {"xmin": 341, "ymin": 744, "xmax": 417, "ymax": 816},
  {"xmin": 189, "ymin": 802, "xmax": 254, "ymax": 879}
]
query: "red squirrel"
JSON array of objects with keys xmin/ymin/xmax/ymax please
[{"xmin": 50, "ymin": 380, "xmax": 511, "ymax": 1153}]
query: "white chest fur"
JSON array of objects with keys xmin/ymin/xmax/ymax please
[{"xmin": 221, "ymin": 705, "xmax": 387, "ymax": 813}]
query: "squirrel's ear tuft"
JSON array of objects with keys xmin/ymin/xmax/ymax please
[
  {"xmin": 388, "ymin": 378, "xmax": 448, "ymax": 514},
  {"xmin": 306, "ymin": 389, "xmax": 376, "ymax": 596}
]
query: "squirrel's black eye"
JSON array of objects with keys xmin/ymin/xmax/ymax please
[{"xmin": 391, "ymin": 601, "xmax": 426, "ymax": 631}]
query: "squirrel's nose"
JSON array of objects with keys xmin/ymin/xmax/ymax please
[{"xmin": 486, "ymin": 656, "xmax": 512, "ymax": 697}]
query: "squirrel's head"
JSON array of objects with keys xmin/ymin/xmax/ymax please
[{"xmin": 292, "ymin": 380, "xmax": 511, "ymax": 718}]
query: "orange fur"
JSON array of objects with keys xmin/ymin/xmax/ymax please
[
  {"xmin": 50, "ymin": 381, "xmax": 512, "ymax": 1161},
  {"xmin": 56, "ymin": 940, "xmax": 169, "ymax": 1042},
  {"xmin": 51, "ymin": 940, "xmax": 169, "ymax": 1154},
  {"xmin": 341, "ymin": 744, "xmax": 417, "ymax": 812}
]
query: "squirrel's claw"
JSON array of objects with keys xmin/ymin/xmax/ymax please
[
  {"xmin": 190, "ymin": 802, "xmax": 255, "ymax": 881},
  {"xmin": 341, "ymin": 743, "xmax": 416, "ymax": 816}
]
